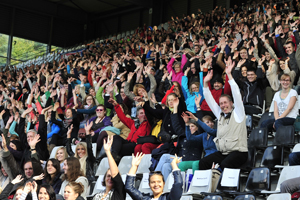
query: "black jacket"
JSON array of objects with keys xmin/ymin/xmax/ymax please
[
  {"xmin": 125, "ymin": 170, "xmax": 183, "ymax": 200},
  {"xmin": 171, "ymin": 113, "xmax": 202, "ymax": 161}
]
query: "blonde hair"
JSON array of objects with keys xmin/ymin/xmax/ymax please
[
  {"xmin": 133, "ymin": 84, "xmax": 146, "ymax": 96},
  {"xmin": 54, "ymin": 147, "xmax": 68, "ymax": 163},
  {"xmin": 74, "ymin": 142, "xmax": 88, "ymax": 176}
]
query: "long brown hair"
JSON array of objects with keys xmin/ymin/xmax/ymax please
[{"xmin": 62, "ymin": 157, "xmax": 84, "ymax": 182}]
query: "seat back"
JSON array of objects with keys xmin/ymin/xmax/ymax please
[
  {"xmin": 245, "ymin": 167, "xmax": 270, "ymax": 192},
  {"xmin": 234, "ymin": 194, "xmax": 256, "ymax": 200},
  {"xmin": 180, "ymin": 196, "xmax": 193, "ymax": 200},
  {"xmin": 267, "ymin": 193, "xmax": 291, "ymax": 200},
  {"xmin": 187, "ymin": 169, "xmax": 212, "ymax": 194},
  {"xmin": 92, "ymin": 175, "xmax": 105, "ymax": 195},
  {"xmin": 216, "ymin": 168, "xmax": 240, "ymax": 193},
  {"xmin": 274, "ymin": 125, "xmax": 295, "ymax": 146},
  {"xmin": 292, "ymin": 143, "xmax": 300, "ymax": 152},
  {"xmin": 203, "ymin": 195, "xmax": 223, "ymax": 200},
  {"xmin": 258, "ymin": 112, "xmax": 274, "ymax": 128},
  {"xmin": 248, "ymin": 128, "xmax": 268, "ymax": 148},
  {"xmin": 274, "ymin": 166, "xmax": 300, "ymax": 192},
  {"xmin": 118, "ymin": 156, "xmax": 132, "ymax": 175},
  {"xmin": 136, "ymin": 154, "xmax": 151, "ymax": 174},
  {"xmin": 95, "ymin": 157, "xmax": 109, "ymax": 176},
  {"xmin": 138, "ymin": 173, "xmax": 153, "ymax": 195},
  {"xmin": 163, "ymin": 171, "xmax": 185, "ymax": 193},
  {"xmin": 260, "ymin": 146, "xmax": 282, "ymax": 169}
]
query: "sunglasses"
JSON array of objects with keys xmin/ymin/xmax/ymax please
[{"xmin": 96, "ymin": 109, "xmax": 104, "ymax": 112}]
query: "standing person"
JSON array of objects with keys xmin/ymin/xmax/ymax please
[
  {"xmin": 198, "ymin": 58, "xmax": 248, "ymax": 171},
  {"xmin": 92, "ymin": 135, "xmax": 126, "ymax": 200},
  {"xmin": 125, "ymin": 153, "xmax": 183, "ymax": 200}
]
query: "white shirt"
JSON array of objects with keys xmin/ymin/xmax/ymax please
[{"xmin": 273, "ymin": 89, "xmax": 298, "ymax": 118}]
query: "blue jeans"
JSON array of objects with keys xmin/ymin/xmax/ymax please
[
  {"xmin": 260, "ymin": 117, "xmax": 295, "ymax": 131},
  {"xmin": 155, "ymin": 154, "xmax": 173, "ymax": 181},
  {"xmin": 289, "ymin": 152, "xmax": 300, "ymax": 165}
]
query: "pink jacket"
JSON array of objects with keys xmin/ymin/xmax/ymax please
[{"xmin": 166, "ymin": 54, "xmax": 187, "ymax": 85}]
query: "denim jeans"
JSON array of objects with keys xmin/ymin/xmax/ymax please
[
  {"xmin": 155, "ymin": 154, "xmax": 173, "ymax": 181},
  {"xmin": 260, "ymin": 117, "xmax": 295, "ymax": 131},
  {"xmin": 289, "ymin": 152, "xmax": 300, "ymax": 165}
]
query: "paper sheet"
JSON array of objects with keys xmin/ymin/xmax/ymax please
[
  {"xmin": 142, "ymin": 173, "xmax": 150, "ymax": 188},
  {"xmin": 220, "ymin": 168, "xmax": 240, "ymax": 187},
  {"xmin": 192, "ymin": 170, "xmax": 211, "ymax": 187}
]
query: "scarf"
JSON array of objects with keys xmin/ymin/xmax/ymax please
[
  {"xmin": 63, "ymin": 117, "xmax": 73, "ymax": 129},
  {"xmin": 92, "ymin": 189, "xmax": 114, "ymax": 200}
]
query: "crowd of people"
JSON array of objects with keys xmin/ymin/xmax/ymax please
[{"xmin": 1, "ymin": 0, "xmax": 300, "ymax": 199}]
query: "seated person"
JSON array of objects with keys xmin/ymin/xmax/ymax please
[
  {"xmin": 198, "ymin": 59, "xmax": 248, "ymax": 172},
  {"xmin": 125, "ymin": 153, "xmax": 183, "ymax": 200},
  {"xmin": 260, "ymin": 73, "xmax": 298, "ymax": 131},
  {"xmin": 233, "ymin": 59, "xmax": 268, "ymax": 115}
]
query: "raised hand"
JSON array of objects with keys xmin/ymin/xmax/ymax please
[
  {"xmin": 195, "ymin": 94, "xmax": 202, "ymax": 107},
  {"xmin": 103, "ymin": 135, "xmax": 113, "ymax": 152},
  {"xmin": 11, "ymin": 175, "xmax": 24, "ymax": 185},
  {"xmin": 170, "ymin": 154, "xmax": 182, "ymax": 170},
  {"xmin": 67, "ymin": 124, "xmax": 73, "ymax": 138},
  {"xmin": 23, "ymin": 182, "xmax": 33, "ymax": 194},
  {"xmin": 204, "ymin": 70, "xmax": 213, "ymax": 83},
  {"xmin": 237, "ymin": 59, "xmax": 246, "ymax": 68},
  {"xmin": 150, "ymin": 93, "xmax": 158, "ymax": 104},
  {"xmin": 53, "ymin": 102, "xmax": 60, "ymax": 111},
  {"xmin": 21, "ymin": 107, "xmax": 33, "ymax": 118},
  {"xmin": 131, "ymin": 152, "xmax": 145, "ymax": 167},
  {"xmin": 2, "ymin": 134, "xmax": 8, "ymax": 151},
  {"xmin": 32, "ymin": 181, "xmax": 38, "ymax": 192},
  {"xmin": 108, "ymin": 98, "xmax": 118, "ymax": 106},
  {"xmin": 186, "ymin": 111, "xmax": 198, "ymax": 121},
  {"xmin": 28, "ymin": 134, "xmax": 41, "ymax": 149},
  {"xmin": 84, "ymin": 121, "xmax": 93, "ymax": 135},
  {"xmin": 181, "ymin": 112, "xmax": 190, "ymax": 124},
  {"xmin": 32, "ymin": 173, "xmax": 44, "ymax": 181},
  {"xmin": 225, "ymin": 57, "xmax": 235, "ymax": 76}
]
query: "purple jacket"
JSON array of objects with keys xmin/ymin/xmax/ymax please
[{"xmin": 89, "ymin": 116, "xmax": 112, "ymax": 135}]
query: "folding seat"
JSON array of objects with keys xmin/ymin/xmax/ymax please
[
  {"xmin": 202, "ymin": 168, "xmax": 240, "ymax": 198},
  {"xmin": 180, "ymin": 196, "xmax": 193, "ymax": 200},
  {"xmin": 243, "ymin": 168, "xmax": 271, "ymax": 193},
  {"xmin": 95, "ymin": 157, "xmax": 109, "ymax": 176},
  {"xmin": 138, "ymin": 172, "xmax": 153, "ymax": 195},
  {"xmin": 292, "ymin": 143, "xmax": 300, "ymax": 152},
  {"xmin": 274, "ymin": 125, "xmax": 295, "ymax": 147},
  {"xmin": 266, "ymin": 193, "xmax": 291, "ymax": 200},
  {"xmin": 136, "ymin": 154, "xmax": 151, "ymax": 174},
  {"xmin": 261, "ymin": 165, "xmax": 300, "ymax": 194},
  {"xmin": 163, "ymin": 171, "xmax": 185, "ymax": 193},
  {"xmin": 130, "ymin": 30, "xmax": 134, "ymax": 34},
  {"xmin": 117, "ymin": 34, "xmax": 121, "ymax": 40},
  {"xmin": 248, "ymin": 128, "xmax": 268, "ymax": 149},
  {"xmin": 260, "ymin": 146, "xmax": 282, "ymax": 169},
  {"xmin": 87, "ymin": 175, "xmax": 105, "ymax": 197},
  {"xmin": 126, "ymin": 31, "xmax": 130, "ymax": 36},
  {"xmin": 118, "ymin": 156, "xmax": 132, "ymax": 175},
  {"xmin": 121, "ymin": 32, "xmax": 126, "ymax": 38},
  {"xmin": 186, "ymin": 169, "xmax": 212, "ymax": 195},
  {"xmin": 257, "ymin": 112, "xmax": 274, "ymax": 129}
]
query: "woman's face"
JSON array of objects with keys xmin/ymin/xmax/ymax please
[
  {"xmin": 89, "ymin": 89, "xmax": 96, "ymax": 97},
  {"xmin": 279, "ymin": 61, "xmax": 286, "ymax": 70},
  {"xmin": 96, "ymin": 106, "xmax": 106, "ymax": 118},
  {"xmin": 105, "ymin": 169, "xmax": 114, "ymax": 188},
  {"xmin": 280, "ymin": 76, "xmax": 291, "ymax": 89},
  {"xmin": 204, "ymin": 119, "xmax": 214, "ymax": 129},
  {"xmin": 9, "ymin": 142, "xmax": 17, "ymax": 150},
  {"xmin": 47, "ymin": 160, "xmax": 56, "ymax": 175},
  {"xmin": 56, "ymin": 149, "xmax": 65, "ymax": 162},
  {"xmin": 63, "ymin": 160, "xmax": 68, "ymax": 174},
  {"xmin": 191, "ymin": 84, "xmax": 199, "ymax": 93},
  {"xmin": 149, "ymin": 175, "xmax": 164, "ymax": 197},
  {"xmin": 65, "ymin": 109, "xmax": 72, "ymax": 118},
  {"xmin": 38, "ymin": 187, "xmax": 50, "ymax": 200},
  {"xmin": 15, "ymin": 189, "xmax": 23, "ymax": 200},
  {"xmin": 167, "ymin": 95, "xmax": 177, "ymax": 108},
  {"xmin": 138, "ymin": 88, "xmax": 146, "ymax": 96},
  {"xmin": 64, "ymin": 186, "xmax": 78, "ymax": 200},
  {"xmin": 174, "ymin": 64, "xmax": 181, "ymax": 73},
  {"xmin": 76, "ymin": 145, "xmax": 86, "ymax": 158},
  {"xmin": 86, "ymin": 96, "xmax": 93, "ymax": 105},
  {"xmin": 241, "ymin": 66, "xmax": 247, "ymax": 77},
  {"xmin": 189, "ymin": 124, "xmax": 199, "ymax": 134}
]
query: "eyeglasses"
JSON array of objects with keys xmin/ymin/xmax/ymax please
[
  {"xmin": 96, "ymin": 108, "xmax": 104, "ymax": 112},
  {"xmin": 86, "ymin": 98, "xmax": 93, "ymax": 101}
]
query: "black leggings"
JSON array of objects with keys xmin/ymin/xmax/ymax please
[
  {"xmin": 111, "ymin": 135, "xmax": 136, "ymax": 156},
  {"xmin": 199, "ymin": 151, "xmax": 248, "ymax": 171},
  {"xmin": 96, "ymin": 131, "xmax": 108, "ymax": 151}
]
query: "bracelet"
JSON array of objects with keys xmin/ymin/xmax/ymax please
[{"xmin": 30, "ymin": 148, "xmax": 36, "ymax": 151}]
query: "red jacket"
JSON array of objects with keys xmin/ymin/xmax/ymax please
[
  {"xmin": 201, "ymin": 75, "xmax": 231, "ymax": 111},
  {"xmin": 114, "ymin": 104, "xmax": 151, "ymax": 143}
]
